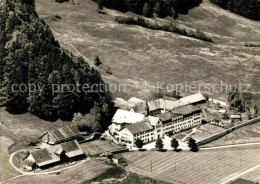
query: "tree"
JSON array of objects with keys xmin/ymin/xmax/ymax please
[
  {"xmin": 153, "ymin": 1, "xmax": 161, "ymax": 16},
  {"xmin": 155, "ymin": 138, "xmax": 163, "ymax": 150},
  {"xmin": 171, "ymin": 7, "xmax": 177, "ymax": 19},
  {"xmin": 188, "ymin": 137, "xmax": 198, "ymax": 152},
  {"xmin": 135, "ymin": 138, "xmax": 143, "ymax": 149},
  {"xmin": 94, "ymin": 55, "xmax": 102, "ymax": 66},
  {"xmin": 171, "ymin": 138, "xmax": 179, "ymax": 151},
  {"xmin": 143, "ymin": 2, "xmax": 151, "ymax": 17},
  {"xmin": 254, "ymin": 105, "xmax": 258, "ymax": 117}
]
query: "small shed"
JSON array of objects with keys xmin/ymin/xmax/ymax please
[
  {"xmin": 112, "ymin": 153, "xmax": 124, "ymax": 164},
  {"xmin": 22, "ymin": 159, "xmax": 36, "ymax": 171}
]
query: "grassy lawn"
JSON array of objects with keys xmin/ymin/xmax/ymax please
[
  {"xmin": 203, "ymin": 121, "xmax": 260, "ymax": 147},
  {"xmin": 0, "ymin": 108, "xmax": 71, "ymax": 152},
  {"xmin": 122, "ymin": 145, "xmax": 260, "ymax": 184},
  {"xmin": 35, "ymin": 0, "xmax": 260, "ymax": 100},
  {"xmin": 0, "ymin": 137, "xmax": 21, "ymax": 182},
  {"xmin": 2, "ymin": 160, "xmax": 112, "ymax": 184},
  {"xmin": 242, "ymin": 167, "xmax": 260, "ymax": 183}
]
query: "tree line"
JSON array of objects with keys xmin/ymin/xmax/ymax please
[
  {"xmin": 0, "ymin": 0, "xmax": 113, "ymax": 131},
  {"xmin": 210, "ymin": 0, "xmax": 260, "ymax": 20},
  {"xmin": 115, "ymin": 16, "xmax": 213, "ymax": 42},
  {"xmin": 94, "ymin": 0, "xmax": 202, "ymax": 18}
]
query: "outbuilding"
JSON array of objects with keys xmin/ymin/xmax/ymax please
[{"xmin": 112, "ymin": 153, "xmax": 124, "ymax": 164}]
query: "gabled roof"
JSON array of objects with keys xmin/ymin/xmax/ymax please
[
  {"xmin": 156, "ymin": 112, "xmax": 173, "ymax": 122},
  {"xmin": 125, "ymin": 121, "xmax": 153, "ymax": 135},
  {"xmin": 30, "ymin": 148, "xmax": 60, "ymax": 167},
  {"xmin": 171, "ymin": 105, "xmax": 202, "ymax": 115},
  {"xmin": 132, "ymin": 99, "xmax": 187, "ymax": 113},
  {"xmin": 147, "ymin": 116, "xmax": 160, "ymax": 126},
  {"xmin": 42, "ymin": 126, "xmax": 80, "ymax": 144},
  {"xmin": 180, "ymin": 93, "xmax": 205, "ymax": 104},
  {"xmin": 60, "ymin": 140, "xmax": 85, "ymax": 158},
  {"xmin": 112, "ymin": 109, "xmax": 145, "ymax": 124}
]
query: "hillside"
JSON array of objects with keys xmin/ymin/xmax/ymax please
[
  {"xmin": 35, "ymin": 0, "xmax": 260, "ymax": 100},
  {"xmin": 0, "ymin": 0, "xmax": 113, "ymax": 129}
]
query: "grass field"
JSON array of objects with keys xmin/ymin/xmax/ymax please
[
  {"xmin": 203, "ymin": 121, "xmax": 260, "ymax": 147},
  {"xmin": 35, "ymin": 0, "xmax": 260, "ymax": 100},
  {"xmin": 0, "ymin": 108, "xmax": 71, "ymax": 152},
  {"xmin": 0, "ymin": 137, "xmax": 21, "ymax": 182},
  {"xmin": 2, "ymin": 160, "xmax": 112, "ymax": 184},
  {"xmin": 122, "ymin": 145, "xmax": 260, "ymax": 184},
  {"xmin": 242, "ymin": 167, "xmax": 260, "ymax": 183}
]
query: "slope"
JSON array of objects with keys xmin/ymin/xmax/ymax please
[{"xmin": 35, "ymin": 0, "xmax": 260, "ymax": 100}]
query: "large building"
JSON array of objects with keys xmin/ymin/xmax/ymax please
[{"xmin": 118, "ymin": 104, "xmax": 203, "ymax": 147}]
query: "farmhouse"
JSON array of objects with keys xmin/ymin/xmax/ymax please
[
  {"xmin": 41, "ymin": 126, "xmax": 80, "ymax": 145},
  {"xmin": 29, "ymin": 148, "xmax": 61, "ymax": 168}
]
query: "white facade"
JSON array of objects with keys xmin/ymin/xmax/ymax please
[{"xmin": 118, "ymin": 111, "xmax": 202, "ymax": 147}]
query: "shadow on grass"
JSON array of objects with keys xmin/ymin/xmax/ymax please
[
  {"xmin": 174, "ymin": 148, "xmax": 182, "ymax": 152},
  {"xmin": 158, "ymin": 149, "xmax": 167, "ymax": 152},
  {"xmin": 138, "ymin": 148, "xmax": 147, "ymax": 152}
]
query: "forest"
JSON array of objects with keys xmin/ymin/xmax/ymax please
[
  {"xmin": 94, "ymin": 0, "xmax": 202, "ymax": 18},
  {"xmin": 210, "ymin": 0, "xmax": 260, "ymax": 20},
  {"xmin": 0, "ymin": 0, "xmax": 114, "ymax": 131}
]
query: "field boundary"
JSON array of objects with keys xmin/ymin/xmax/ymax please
[{"xmin": 197, "ymin": 117, "xmax": 260, "ymax": 146}]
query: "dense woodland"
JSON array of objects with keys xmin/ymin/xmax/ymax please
[
  {"xmin": 0, "ymin": 0, "xmax": 114, "ymax": 131},
  {"xmin": 210, "ymin": 0, "xmax": 260, "ymax": 20},
  {"xmin": 94, "ymin": 0, "xmax": 202, "ymax": 18}
]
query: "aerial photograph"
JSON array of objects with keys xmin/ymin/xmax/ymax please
[{"xmin": 0, "ymin": 0, "xmax": 260, "ymax": 183}]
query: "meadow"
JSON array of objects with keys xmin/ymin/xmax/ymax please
[
  {"xmin": 35, "ymin": 0, "xmax": 260, "ymax": 100},
  {"xmin": 122, "ymin": 144, "xmax": 260, "ymax": 184}
]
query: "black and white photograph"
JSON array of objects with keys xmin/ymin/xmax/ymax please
[{"xmin": 0, "ymin": 0, "xmax": 260, "ymax": 183}]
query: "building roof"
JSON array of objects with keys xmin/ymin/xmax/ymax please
[
  {"xmin": 30, "ymin": 148, "xmax": 60, "ymax": 167},
  {"xmin": 230, "ymin": 115, "xmax": 241, "ymax": 119},
  {"xmin": 50, "ymin": 126, "xmax": 79, "ymax": 141},
  {"xmin": 180, "ymin": 93, "xmax": 205, "ymax": 104},
  {"xmin": 60, "ymin": 140, "xmax": 85, "ymax": 158},
  {"xmin": 125, "ymin": 121, "xmax": 153, "ymax": 135},
  {"xmin": 112, "ymin": 109, "xmax": 145, "ymax": 124},
  {"xmin": 156, "ymin": 112, "xmax": 173, "ymax": 122},
  {"xmin": 113, "ymin": 153, "xmax": 123, "ymax": 160},
  {"xmin": 23, "ymin": 159, "xmax": 36, "ymax": 167},
  {"xmin": 171, "ymin": 105, "xmax": 202, "ymax": 115},
  {"xmin": 147, "ymin": 116, "xmax": 160, "ymax": 126},
  {"xmin": 132, "ymin": 99, "xmax": 187, "ymax": 113}
]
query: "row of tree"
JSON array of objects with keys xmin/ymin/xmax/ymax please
[
  {"xmin": 210, "ymin": 0, "xmax": 260, "ymax": 20},
  {"xmin": 94, "ymin": 0, "xmax": 202, "ymax": 18},
  {"xmin": 0, "ymin": 0, "xmax": 113, "ymax": 130},
  {"xmin": 135, "ymin": 137, "xmax": 198, "ymax": 152}
]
